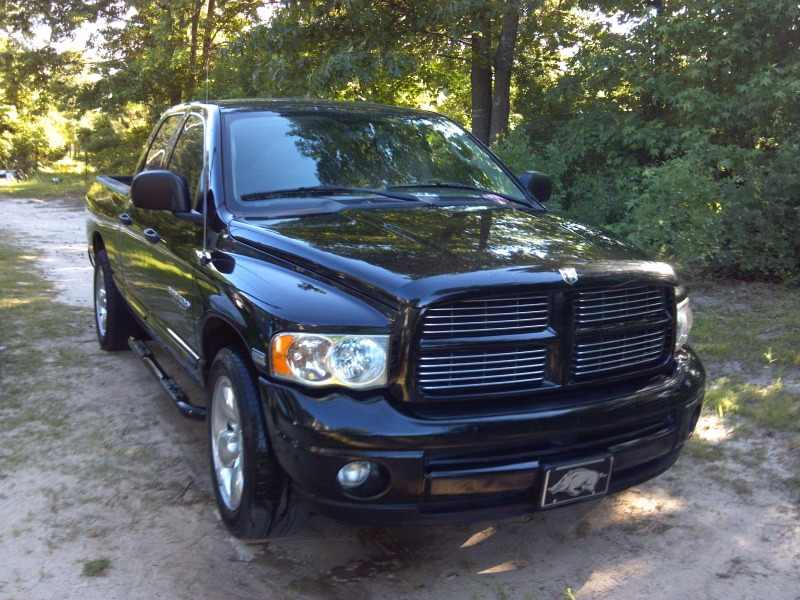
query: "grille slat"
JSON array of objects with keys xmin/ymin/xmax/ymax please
[
  {"xmin": 576, "ymin": 334, "xmax": 665, "ymax": 356},
  {"xmin": 421, "ymin": 349, "xmax": 546, "ymax": 361},
  {"xmin": 422, "ymin": 293, "xmax": 549, "ymax": 338},
  {"xmin": 422, "ymin": 376, "xmax": 546, "ymax": 391},
  {"xmin": 576, "ymin": 344, "xmax": 664, "ymax": 366},
  {"xmin": 427, "ymin": 303, "xmax": 548, "ymax": 313},
  {"xmin": 572, "ymin": 285, "xmax": 673, "ymax": 381},
  {"xmin": 577, "ymin": 299, "xmax": 663, "ymax": 315},
  {"xmin": 572, "ymin": 326, "xmax": 670, "ymax": 379},
  {"xmin": 421, "ymin": 359, "xmax": 546, "ymax": 374},
  {"xmin": 418, "ymin": 346, "xmax": 548, "ymax": 395},
  {"xmin": 420, "ymin": 369, "xmax": 546, "ymax": 383},
  {"xmin": 426, "ymin": 309, "xmax": 547, "ymax": 319},
  {"xmin": 576, "ymin": 286, "xmax": 668, "ymax": 327},
  {"xmin": 573, "ymin": 353, "xmax": 664, "ymax": 376},
  {"xmin": 577, "ymin": 330, "xmax": 665, "ymax": 349}
]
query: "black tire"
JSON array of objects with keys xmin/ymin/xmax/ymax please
[
  {"xmin": 207, "ymin": 347, "xmax": 295, "ymax": 539},
  {"xmin": 93, "ymin": 249, "xmax": 141, "ymax": 351}
]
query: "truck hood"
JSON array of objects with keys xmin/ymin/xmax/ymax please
[{"xmin": 229, "ymin": 205, "xmax": 676, "ymax": 305}]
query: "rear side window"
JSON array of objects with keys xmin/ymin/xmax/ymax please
[
  {"xmin": 142, "ymin": 114, "xmax": 183, "ymax": 171},
  {"xmin": 168, "ymin": 115, "xmax": 204, "ymax": 205}
]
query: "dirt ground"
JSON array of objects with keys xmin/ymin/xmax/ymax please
[{"xmin": 0, "ymin": 197, "xmax": 798, "ymax": 600}]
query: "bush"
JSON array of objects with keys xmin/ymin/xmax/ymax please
[
  {"xmin": 494, "ymin": 128, "xmax": 800, "ymax": 281},
  {"xmin": 77, "ymin": 104, "xmax": 151, "ymax": 174}
]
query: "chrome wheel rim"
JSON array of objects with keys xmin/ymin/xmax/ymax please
[
  {"xmin": 95, "ymin": 267, "xmax": 108, "ymax": 337},
  {"xmin": 211, "ymin": 376, "xmax": 244, "ymax": 511}
]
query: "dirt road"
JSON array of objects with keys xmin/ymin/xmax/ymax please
[{"xmin": 1, "ymin": 197, "xmax": 798, "ymax": 600}]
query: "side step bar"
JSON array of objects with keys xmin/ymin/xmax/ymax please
[{"xmin": 128, "ymin": 337, "xmax": 207, "ymax": 420}]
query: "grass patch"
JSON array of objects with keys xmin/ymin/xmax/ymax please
[
  {"xmin": 704, "ymin": 377, "xmax": 800, "ymax": 432},
  {"xmin": 81, "ymin": 558, "xmax": 111, "ymax": 577},
  {"xmin": 691, "ymin": 281, "xmax": 800, "ymax": 370},
  {"xmin": 0, "ymin": 169, "xmax": 90, "ymax": 200},
  {"xmin": 684, "ymin": 438, "xmax": 726, "ymax": 462},
  {"xmin": 0, "ymin": 233, "xmax": 88, "ymax": 468}
]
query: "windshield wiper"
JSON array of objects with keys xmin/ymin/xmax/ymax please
[
  {"xmin": 387, "ymin": 182, "xmax": 523, "ymax": 204},
  {"xmin": 241, "ymin": 185, "xmax": 420, "ymax": 203}
]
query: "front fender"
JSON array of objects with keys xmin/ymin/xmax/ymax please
[{"xmin": 197, "ymin": 247, "xmax": 396, "ymax": 374}]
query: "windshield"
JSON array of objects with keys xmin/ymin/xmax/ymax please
[{"xmin": 222, "ymin": 110, "xmax": 527, "ymax": 211}]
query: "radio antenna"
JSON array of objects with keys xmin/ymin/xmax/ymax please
[{"xmin": 201, "ymin": 53, "xmax": 211, "ymax": 264}]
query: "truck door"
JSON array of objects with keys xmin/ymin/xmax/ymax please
[{"xmin": 125, "ymin": 113, "xmax": 205, "ymax": 363}]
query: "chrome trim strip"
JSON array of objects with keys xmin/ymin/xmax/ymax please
[
  {"xmin": 421, "ymin": 376, "xmax": 545, "ymax": 390},
  {"xmin": 166, "ymin": 327, "xmax": 200, "ymax": 360}
]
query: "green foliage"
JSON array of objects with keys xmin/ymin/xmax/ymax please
[
  {"xmin": 77, "ymin": 105, "xmax": 151, "ymax": 174},
  {"xmin": 4, "ymin": 0, "xmax": 799, "ymax": 279},
  {"xmin": 499, "ymin": 0, "xmax": 800, "ymax": 280},
  {"xmin": 704, "ymin": 378, "xmax": 800, "ymax": 432}
]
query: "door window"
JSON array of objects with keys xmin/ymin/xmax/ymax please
[
  {"xmin": 167, "ymin": 114, "xmax": 205, "ymax": 206},
  {"xmin": 142, "ymin": 114, "xmax": 183, "ymax": 171}
]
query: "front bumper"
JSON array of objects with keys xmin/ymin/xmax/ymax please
[{"xmin": 260, "ymin": 347, "xmax": 705, "ymax": 524}]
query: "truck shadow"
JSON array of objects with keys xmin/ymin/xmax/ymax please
[{"xmin": 149, "ymin": 344, "xmax": 692, "ymax": 599}]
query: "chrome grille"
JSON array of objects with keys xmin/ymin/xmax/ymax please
[
  {"xmin": 418, "ymin": 347, "xmax": 547, "ymax": 395},
  {"xmin": 572, "ymin": 327, "xmax": 669, "ymax": 378},
  {"xmin": 422, "ymin": 294, "xmax": 549, "ymax": 339},
  {"xmin": 576, "ymin": 286, "xmax": 668, "ymax": 328}
]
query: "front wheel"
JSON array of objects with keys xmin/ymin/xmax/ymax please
[{"xmin": 208, "ymin": 347, "xmax": 295, "ymax": 538}]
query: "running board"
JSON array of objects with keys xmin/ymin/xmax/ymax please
[{"xmin": 128, "ymin": 337, "xmax": 207, "ymax": 420}]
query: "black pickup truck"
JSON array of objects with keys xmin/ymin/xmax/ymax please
[{"xmin": 86, "ymin": 99, "xmax": 704, "ymax": 538}]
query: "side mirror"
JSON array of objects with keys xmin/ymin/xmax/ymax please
[
  {"xmin": 518, "ymin": 171, "xmax": 552, "ymax": 203},
  {"xmin": 131, "ymin": 170, "xmax": 191, "ymax": 213}
]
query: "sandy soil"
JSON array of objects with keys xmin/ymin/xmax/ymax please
[{"xmin": 0, "ymin": 197, "xmax": 798, "ymax": 600}]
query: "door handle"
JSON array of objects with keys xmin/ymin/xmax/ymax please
[
  {"xmin": 119, "ymin": 212, "xmax": 132, "ymax": 226},
  {"xmin": 143, "ymin": 228, "xmax": 161, "ymax": 244}
]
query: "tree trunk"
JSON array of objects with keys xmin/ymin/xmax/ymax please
[
  {"xmin": 489, "ymin": 0, "xmax": 520, "ymax": 144},
  {"xmin": 470, "ymin": 16, "xmax": 492, "ymax": 144},
  {"xmin": 188, "ymin": 0, "xmax": 203, "ymax": 96},
  {"xmin": 201, "ymin": 0, "xmax": 217, "ymax": 82}
]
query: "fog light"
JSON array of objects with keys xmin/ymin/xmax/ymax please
[{"xmin": 337, "ymin": 461, "xmax": 373, "ymax": 489}]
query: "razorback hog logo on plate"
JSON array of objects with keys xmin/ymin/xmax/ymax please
[{"xmin": 548, "ymin": 467, "xmax": 606, "ymax": 497}]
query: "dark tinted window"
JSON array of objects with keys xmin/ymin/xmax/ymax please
[
  {"xmin": 143, "ymin": 114, "xmax": 183, "ymax": 171},
  {"xmin": 168, "ymin": 114, "xmax": 204, "ymax": 205},
  {"xmin": 223, "ymin": 112, "xmax": 525, "ymax": 210}
]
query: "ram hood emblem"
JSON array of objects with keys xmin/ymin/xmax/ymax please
[{"xmin": 559, "ymin": 267, "xmax": 579, "ymax": 285}]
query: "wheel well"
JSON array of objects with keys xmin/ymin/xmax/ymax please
[{"xmin": 202, "ymin": 316, "xmax": 252, "ymax": 380}]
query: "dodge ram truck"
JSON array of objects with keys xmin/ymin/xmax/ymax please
[{"xmin": 85, "ymin": 99, "xmax": 705, "ymax": 538}]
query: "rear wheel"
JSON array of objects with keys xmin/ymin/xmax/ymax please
[
  {"xmin": 94, "ymin": 249, "xmax": 141, "ymax": 350},
  {"xmin": 208, "ymin": 347, "xmax": 295, "ymax": 538}
]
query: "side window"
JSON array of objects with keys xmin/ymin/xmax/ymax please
[
  {"xmin": 167, "ymin": 115, "xmax": 205, "ymax": 206},
  {"xmin": 142, "ymin": 114, "xmax": 183, "ymax": 171}
]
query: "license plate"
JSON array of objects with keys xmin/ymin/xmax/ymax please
[{"xmin": 540, "ymin": 455, "xmax": 613, "ymax": 508}]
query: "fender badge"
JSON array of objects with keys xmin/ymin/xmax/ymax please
[{"xmin": 559, "ymin": 267, "xmax": 579, "ymax": 285}]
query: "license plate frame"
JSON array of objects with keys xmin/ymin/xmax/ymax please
[{"xmin": 539, "ymin": 455, "xmax": 614, "ymax": 509}]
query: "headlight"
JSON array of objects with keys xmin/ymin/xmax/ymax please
[
  {"xmin": 675, "ymin": 298, "xmax": 693, "ymax": 351},
  {"xmin": 270, "ymin": 333, "xmax": 389, "ymax": 389}
]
